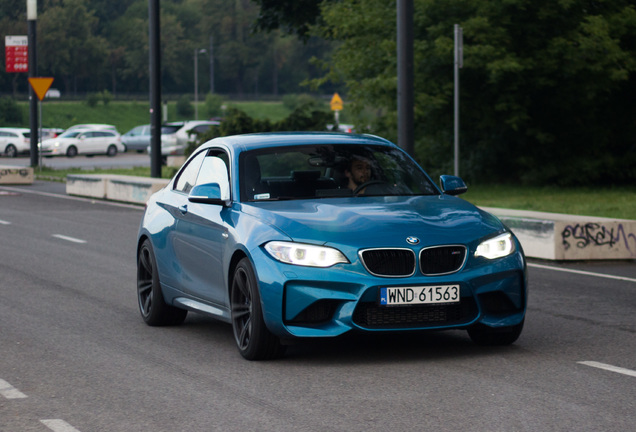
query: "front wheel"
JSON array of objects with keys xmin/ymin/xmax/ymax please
[
  {"xmin": 467, "ymin": 320, "xmax": 524, "ymax": 346},
  {"xmin": 4, "ymin": 144, "xmax": 17, "ymax": 158},
  {"xmin": 231, "ymin": 258, "xmax": 285, "ymax": 360},
  {"xmin": 66, "ymin": 146, "xmax": 78, "ymax": 158},
  {"xmin": 137, "ymin": 239, "xmax": 187, "ymax": 326}
]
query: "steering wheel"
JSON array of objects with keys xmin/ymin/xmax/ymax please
[{"xmin": 354, "ymin": 180, "xmax": 386, "ymax": 195}]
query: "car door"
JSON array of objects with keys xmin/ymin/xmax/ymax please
[
  {"xmin": 77, "ymin": 131, "xmax": 98, "ymax": 154},
  {"xmin": 171, "ymin": 149, "xmax": 231, "ymax": 305}
]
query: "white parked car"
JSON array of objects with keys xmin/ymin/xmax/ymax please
[
  {"xmin": 148, "ymin": 120, "xmax": 220, "ymax": 156},
  {"xmin": 66, "ymin": 124, "xmax": 119, "ymax": 133},
  {"xmin": 0, "ymin": 127, "xmax": 31, "ymax": 157},
  {"xmin": 40, "ymin": 128, "xmax": 125, "ymax": 157}
]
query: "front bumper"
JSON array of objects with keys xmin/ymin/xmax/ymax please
[{"xmin": 252, "ymin": 246, "xmax": 527, "ymax": 339}]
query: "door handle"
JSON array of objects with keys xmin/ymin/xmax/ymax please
[{"xmin": 178, "ymin": 205, "xmax": 188, "ymax": 214}]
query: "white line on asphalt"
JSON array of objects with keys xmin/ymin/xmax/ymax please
[
  {"xmin": 0, "ymin": 185, "xmax": 143, "ymax": 210},
  {"xmin": 528, "ymin": 263, "xmax": 636, "ymax": 283},
  {"xmin": 40, "ymin": 419, "xmax": 82, "ymax": 432},
  {"xmin": 0, "ymin": 219, "xmax": 11, "ymax": 225},
  {"xmin": 578, "ymin": 361, "xmax": 636, "ymax": 378},
  {"xmin": 0, "ymin": 378, "xmax": 27, "ymax": 399},
  {"xmin": 52, "ymin": 234, "xmax": 87, "ymax": 244}
]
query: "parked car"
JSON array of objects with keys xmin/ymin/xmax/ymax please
[
  {"xmin": 137, "ymin": 132, "xmax": 527, "ymax": 360},
  {"xmin": 40, "ymin": 128, "xmax": 125, "ymax": 157},
  {"xmin": 122, "ymin": 124, "xmax": 151, "ymax": 152},
  {"xmin": 0, "ymin": 127, "xmax": 30, "ymax": 157},
  {"xmin": 66, "ymin": 124, "xmax": 119, "ymax": 133},
  {"xmin": 148, "ymin": 120, "xmax": 220, "ymax": 156}
]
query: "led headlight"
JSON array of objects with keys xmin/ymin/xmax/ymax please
[
  {"xmin": 264, "ymin": 241, "xmax": 349, "ymax": 268},
  {"xmin": 475, "ymin": 233, "xmax": 515, "ymax": 259}
]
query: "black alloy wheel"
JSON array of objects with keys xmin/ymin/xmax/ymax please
[
  {"xmin": 137, "ymin": 239, "xmax": 187, "ymax": 326},
  {"xmin": 231, "ymin": 258, "xmax": 285, "ymax": 360}
]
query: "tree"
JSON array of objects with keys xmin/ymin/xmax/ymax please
[
  {"xmin": 250, "ymin": 0, "xmax": 327, "ymax": 41},
  {"xmin": 316, "ymin": 0, "xmax": 636, "ymax": 185}
]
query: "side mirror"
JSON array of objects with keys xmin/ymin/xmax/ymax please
[
  {"xmin": 188, "ymin": 182, "xmax": 227, "ymax": 205},
  {"xmin": 439, "ymin": 175, "xmax": 468, "ymax": 196}
]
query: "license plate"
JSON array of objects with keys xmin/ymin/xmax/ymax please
[{"xmin": 379, "ymin": 285, "xmax": 460, "ymax": 306}]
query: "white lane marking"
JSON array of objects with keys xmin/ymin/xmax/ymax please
[
  {"xmin": 0, "ymin": 378, "xmax": 28, "ymax": 399},
  {"xmin": 0, "ymin": 219, "xmax": 11, "ymax": 225},
  {"xmin": 52, "ymin": 234, "xmax": 87, "ymax": 244},
  {"xmin": 528, "ymin": 263, "xmax": 636, "ymax": 283},
  {"xmin": 0, "ymin": 185, "xmax": 143, "ymax": 210},
  {"xmin": 578, "ymin": 361, "xmax": 636, "ymax": 378},
  {"xmin": 41, "ymin": 419, "xmax": 82, "ymax": 432}
]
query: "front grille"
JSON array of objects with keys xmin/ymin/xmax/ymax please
[
  {"xmin": 420, "ymin": 245, "xmax": 466, "ymax": 275},
  {"xmin": 360, "ymin": 249, "xmax": 416, "ymax": 277},
  {"xmin": 352, "ymin": 297, "xmax": 477, "ymax": 329}
]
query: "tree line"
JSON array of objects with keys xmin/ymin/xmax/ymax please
[
  {"xmin": 2, "ymin": 0, "xmax": 635, "ymax": 186},
  {"xmin": 0, "ymin": 0, "xmax": 335, "ymax": 98}
]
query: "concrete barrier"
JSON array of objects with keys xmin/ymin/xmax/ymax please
[
  {"xmin": 62, "ymin": 174, "xmax": 635, "ymax": 261},
  {"xmin": 0, "ymin": 165, "xmax": 34, "ymax": 185},
  {"xmin": 66, "ymin": 174, "xmax": 169, "ymax": 205},
  {"xmin": 483, "ymin": 207, "xmax": 636, "ymax": 261}
]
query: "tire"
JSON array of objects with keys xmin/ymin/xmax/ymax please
[
  {"xmin": 4, "ymin": 144, "xmax": 17, "ymax": 158},
  {"xmin": 106, "ymin": 145, "xmax": 117, "ymax": 157},
  {"xmin": 231, "ymin": 258, "xmax": 285, "ymax": 360},
  {"xmin": 66, "ymin": 146, "xmax": 78, "ymax": 158},
  {"xmin": 137, "ymin": 239, "xmax": 187, "ymax": 326},
  {"xmin": 467, "ymin": 319, "xmax": 524, "ymax": 346}
]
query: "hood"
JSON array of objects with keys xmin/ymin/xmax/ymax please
[
  {"xmin": 41, "ymin": 137, "xmax": 76, "ymax": 147},
  {"xmin": 240, "ymin": 195, "xmax": 505, "ymax": 248}
]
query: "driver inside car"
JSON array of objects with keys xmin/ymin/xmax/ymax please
[{"xmin": 345, "ymin": 156, "xmax": 373, "ymax": 193}]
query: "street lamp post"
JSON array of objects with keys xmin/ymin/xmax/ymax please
[{"xmin": 194, "ymin": 48, "xmax": 206, "ymax": 120}]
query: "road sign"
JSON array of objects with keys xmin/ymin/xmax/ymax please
[
  {"xmin": 28, "ymin": 77, "xmax": 54, "ymax": 101},
  {"xmin": 5, "ymin": 36, "xmax": 28, "ymax": 73},
  {"xmin": 330, "ymin": 93, "xmax": 343, "ymax": 111}
]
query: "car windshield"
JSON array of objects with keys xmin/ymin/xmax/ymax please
[
  {"xmin": 58, "ymin": 131, "xmax": 82, "ymax": 138},
  {"xmin": 239, "ymin": 143, "xmax": 438, "ymax": 202},
  {"xmin": 161, "ymin": 125, "xmax": 181, "ymax": 134}
]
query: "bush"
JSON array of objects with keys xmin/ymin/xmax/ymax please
[
  {"xmin": 205, "ymin": 93, "xmax": 224, "ymax": 118},
  {"xmin": 176, "ymin": 95, "xmax": 194, "ymax": 117},
  {"xmin": 101, "ymin": 90, "xmax": 112, "ymax": 106},
  {"xmin": 0, "ymin": 97, "xmax": 23, "ymax": 125},
  {"xmin": 86, "ymin": 93, "xmax": 100, "ymax": 107}
]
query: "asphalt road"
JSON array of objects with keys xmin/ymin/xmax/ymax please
[{"xmin": 1, "ymin": 182, "xmax": 635, "ymax": 432}]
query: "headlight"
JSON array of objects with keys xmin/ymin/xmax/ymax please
[
  {"xmin": 475, "ymin": 233, "xmax": 515, "ymax": 259},
  {"xmin": 264, "ymin": 241, "xmax": 349, "ymax": 267}
]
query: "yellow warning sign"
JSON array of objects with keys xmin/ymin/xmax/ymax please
[
  {"xmin": 330, "ymin": 92, "xmax": 343, "ymax": 111},
  {"xmin": 28, "ymin": 77, "xmax": 54, "ymax": 101}
]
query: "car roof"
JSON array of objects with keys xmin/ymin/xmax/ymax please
[
  {"xmin": 0, "ymin": 127, "xmax": 30, "ymax": 132},
  {"xmin": 205, "ymin": 132, "xmax": 396, "ymax": 153}
]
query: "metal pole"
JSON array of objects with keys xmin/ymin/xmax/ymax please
[
  {"xmin": 397, "ymin": 0, "xmax": 414, "ymax": 156},
  {"xmin": 149, "ymin": 0, "xmax": 162, "ymax": 177},
  {"xmin": 27, "ymin": 0, "xmax": 38, "ymax": 168},
  {"xmin": 209, "ymin": 36, "xmax": 214, "ymax": 94},
  {"xmin": 454, "ymin": 24, "xmax": 463, "ymax": 177},
  {"xmin": 194, "ymin": 49, "xmax": 198, "ymax": 120}
]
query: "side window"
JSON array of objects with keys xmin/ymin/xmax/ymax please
[
  {"xmin": 195, "ymin": 150, "xmax": 230, "ymax": 200},
  {"xmin": 174, "ymin": 151, "xmax": 207, "ymax": 194}
]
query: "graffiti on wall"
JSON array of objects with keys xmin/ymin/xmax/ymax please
[
  {"xmin": 562, "ymin": 223, "xmax": 636, "ymax": 255},
  {"xmin": 0, "ymin": 168, "xmax": 30, "ymax": 180}
]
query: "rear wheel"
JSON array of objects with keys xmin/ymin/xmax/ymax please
[
  {"xmin": 231, "ymin": 258, "xmax": 285, "ymax": 360},
  {"xmin": 4, "ymin": 144, "xmax": 17, "ymax": 158},
  {"xmin": 137, "ymin": 239, "xmax": 187, "ymax": 326},
  {"xmin": 66, "ymin": 146, "xmax": 78, "ymax": 157},
  {"xmin": 106, "ymin": 145, "xmax": 118, "ymax": 157},
  {"xmin": 468, "ymin": 320, "xmax": 524, "ymax": 346}
]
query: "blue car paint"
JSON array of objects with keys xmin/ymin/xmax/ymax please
[{"xmin": 137, "ymin": 132, "xmax": 527, "ymax": 342}]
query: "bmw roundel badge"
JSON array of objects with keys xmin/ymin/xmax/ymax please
[{"xmin": 406, "ymin": 236, "xmax": 420, "ymax": 245}]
